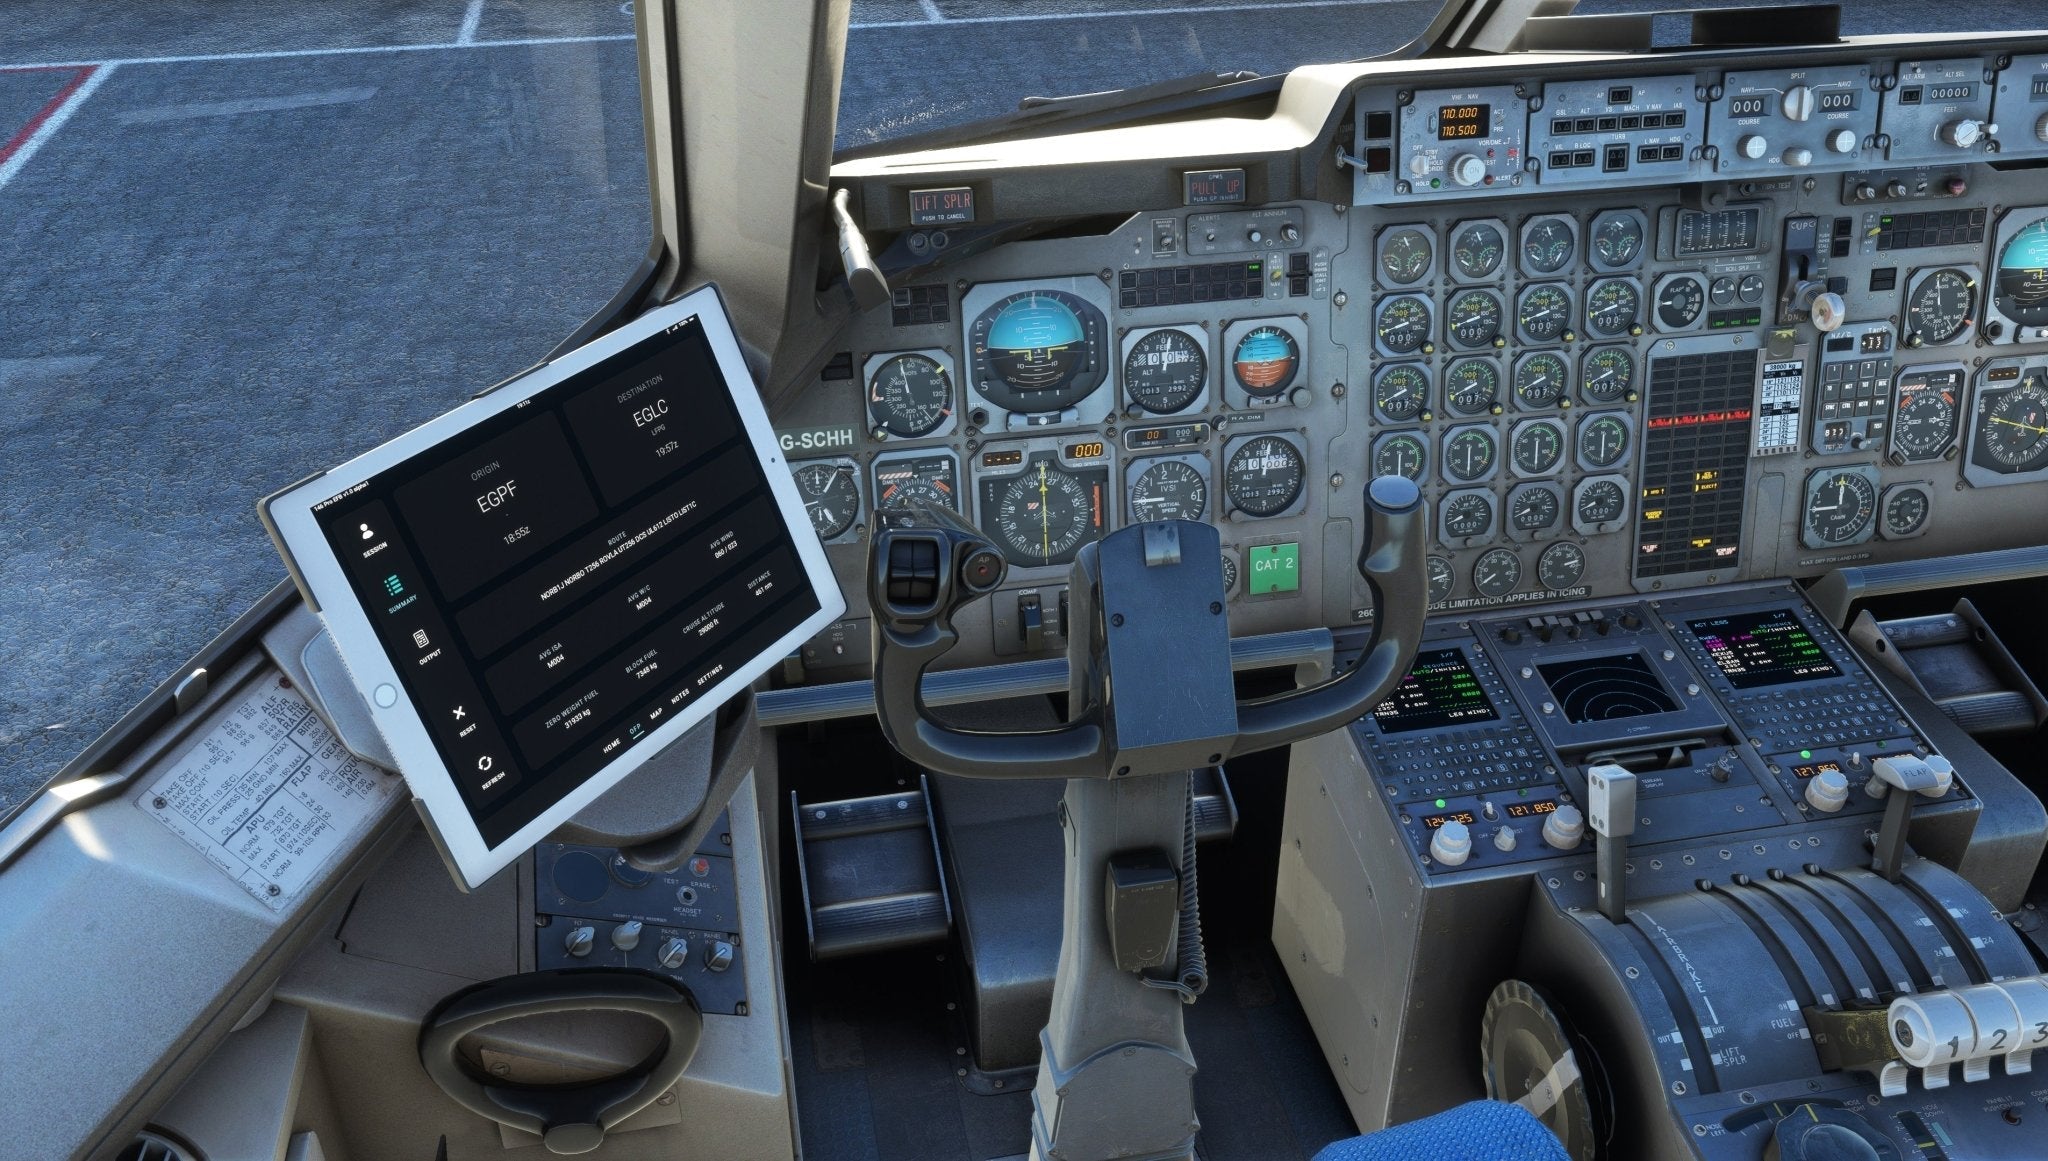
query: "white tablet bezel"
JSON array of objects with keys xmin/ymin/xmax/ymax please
[{"xmin": 261, "ymin": 284, "xmax": 844, "ymax": 889}]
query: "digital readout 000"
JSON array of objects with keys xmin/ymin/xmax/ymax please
[
  {"xmin": 1437, "ymin": 103, "xmax": 1491, "ymax": 140},
  {"xmin": 1065, "ymin": 441, "xmax": 1107, "ymax": 460}
]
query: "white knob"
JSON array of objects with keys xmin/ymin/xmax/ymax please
[
  {"xmin": 1430, "ymin": 820, "xmax": 1473, "ymax": 866},
  {"xmin": 1827, "ymin": 128, "xmax": 1859, "ymax": 154},
  {"xmin": 1941, "ymin": 118, "xmax": 1986, "ymax": 149},
  {"xmin": 1737, "ymin": 134, "xmax": 1769, "ymax": 160},
  {"xmin": 2036, "ymin": 112, "xmax": 2048, "ymax": 143},
  {"xmin": 1782, "ymin": 146, "xmax": 1814, "ymax": 167},
  {"xmin": 1493, "ymin": 826, "xmax": 1519, "ymax": 852},
  {"xmin": 1920, "ymin": 755, "xmax": 1955, "ymax": 798},
  {"xmin": 1805, "ymin": 768, "xmax": 1850, "ymax": 813},
  {"xmin": 656, "ymin": 937, "xmax": 688, "ymax": 969},
  {"xmin": 610, "ymin": 920, "xmax": 643, "ymax": 951},
  {"xmin": 705, "ymin": 940, "xmax": 736, "ymax": 972},
  {"xmin": 1450, "ymin": 153, "xmax": 1488, "ymax": 187},
  {"xmin": 564, "ymin": 925, "xmax": 596, "ymax": 957},
  {"xmin": 1782, "ymin": 85, "xmax": 1817, "ymax": 122},
  {"xmin": 1810, "ymin": 291, "xmax": 1847, "ymax": 332},
  {"xmin": 1542, "ymin": 804, "xmax": 1586, "ymax": 850}
]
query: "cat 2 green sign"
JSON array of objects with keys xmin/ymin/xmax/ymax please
[{"xmin": 1246, "ymin": 542, "xmax": 1299, "ymax": 595}]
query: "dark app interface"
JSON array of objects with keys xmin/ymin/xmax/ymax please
[{"xmin": 313, "ymin": 318, "xmax": 819, "ymax": 846}]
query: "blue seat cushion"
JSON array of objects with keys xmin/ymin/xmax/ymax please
[{"xmin": 1312, "ymin": 1101, "xmax": 1571, "ymax": 1161}]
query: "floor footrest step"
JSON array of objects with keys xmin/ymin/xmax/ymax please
[{"xmin": 794, "ymin": 775, "xmax": 953, "ymax": 960}]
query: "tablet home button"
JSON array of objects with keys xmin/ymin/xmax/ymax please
[{"xmin": 373, "ymin": 684, "xmax": 398, "ymax": 708}]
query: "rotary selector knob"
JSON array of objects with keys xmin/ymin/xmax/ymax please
[
  {"xmin": 1805, "ymin": 768, "xmax": 1850, "ymax": 813},
  {"xmin": 656, "ymin": 937, "xmax": 688, "ymax": 969},
  {"xmin": 564, "ymin": 925, "xmax": 596, "ymax": 957},
  {"xmin": 1940, "ymin": 118, "xmax": 1990, "ymax": 149},
  {"xmin": 1429, "ymin": 820, "xmax": 1473, "ymax": 866},
  {"xmin": 1246, "ymin": 227, "xmax": 1264, "ymax": 245},
  {"xmin": 1279, "ymin": 222, "xmax": 1302, "ymax": 244},
  {"xmin": 1542, "ymin": 804, "xmax": 1586, "ymax": 850},
  {"xmin": 1827, "ymin": 128, "xmax": 1859, "ymax": 154},
  {"xmin": 610, "ymin": 920, "xmax": 643, "ymax": 951},
  {"xmin": 1493, "ymin": 826, "xmax": 1518, "ymax": 853},
  {"xmin": 1809, "ymin": 290, "xmax": 1848, "ymax": 332},
  {"xmin": 1449, "ymin": 153, "xmax": 1488, "ymax": 188},
  {"xmin": 1737, "ymin": 134, "xmax": 1769, "ymax": 160},
  {"xmin": 2036, "ymin": 112, "xmax": 2048, "ymax": 143},
  {"xmin": 1782, "ymin": 146, "xmax": 1814, "ymax": 167},
  {"xmin": 705, "ymin": 940, "xmax": 736, "ymax": 972},
  {"xmin": 1781, "ymin": 85, "xmax": 1817, "ymax": 122}
]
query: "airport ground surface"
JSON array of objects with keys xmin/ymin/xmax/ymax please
[{"xmin": 1, "ymin": 0, "xmax": 2037, "ymax": 810}]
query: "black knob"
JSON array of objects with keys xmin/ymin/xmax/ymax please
[
  {"xmin": 1502, "ymin": 627, "xmax": 1523, "ymax": 645},
  {"xmin": 1619, "ymin": 611, "xmax": 1643, "ymax": 631}
]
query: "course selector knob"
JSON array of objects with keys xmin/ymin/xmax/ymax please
[
  {"xmin": 1430, "ymin": 820, "xmax": 1473, "ymax": 866},
  {"xmin": 1827, "ymin": 128, "xmax": 1859, "ymax": 154},
  {"xmin": 564, "ymin": 926, "xmax": 596, "ymax": 958},
  {"xmin": 1737, "ymin": 134, "xmax": 1769, "ymax": 160},
  {"xmin": 1450, "ymin": 153, "xmax": 1488, "ymax": 188},
  {"xmin": 656, "ymin": 937, "xmax": 688, "ymax": 970},
  {"xmin": 610, "ymin": 920, "xmax": 643, "ymax": 951}
]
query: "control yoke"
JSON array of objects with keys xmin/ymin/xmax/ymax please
[{"xmin": 867, "ymin": 475, "xmax": 1430, "ymax": 780}]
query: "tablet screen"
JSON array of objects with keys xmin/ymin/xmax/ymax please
[{"xmin": 305, "ymin": 311, "xmax": 821, "ymax": 849}]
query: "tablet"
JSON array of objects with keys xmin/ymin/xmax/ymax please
[{"xmin": 261, "ymin": 285, "xmax": 843, "ymax": 888}]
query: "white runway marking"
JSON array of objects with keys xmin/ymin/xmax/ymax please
[
  {"xmin": 457, "ymin": 0, "xmax": 487, "ymax": 45},
  {"xmin": 115, "ymin": 86, "xmax": 378, "ymax": 125},
  {"xmin": 0, "ymin": 64, "xmax": 115, "ymax": 192},
  {"xmin": 850, "ymin": 0, "xmax": 1393, "ymax": 30},
  {"xmin": 1, "ymin": 35, "xmax": 634, "ymax": 72}
]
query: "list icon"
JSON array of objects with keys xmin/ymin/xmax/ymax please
[{"xmin": 383, "ymin": 575, "xmax": 405, "ymax": 597}]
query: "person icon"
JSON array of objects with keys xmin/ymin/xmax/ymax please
[{"xmin": 360, "ymin": 523, "xmax": 373, "ymax": 540}]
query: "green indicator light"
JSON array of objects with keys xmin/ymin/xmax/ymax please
[
  {"xmin": 1435, "ymin": 798, "xmax": 1448, "ymax": 809},
  {"xmin": 1430, "ymin": 178, "xmax": 1442, "ymax": 189},
  {"xmin": 1800, "ymin": 749, "xmax": 1813, "ymax": 760}
]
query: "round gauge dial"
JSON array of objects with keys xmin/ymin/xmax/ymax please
[
  {"xmin": 1426, "ymin": 556, "xmax": 1456, "ymax": 606},
  {"xmin": 1444, "ymin": 358, "xmax": 1502, "ymax": 416},
  {"xmin": 1655, "ymin": 275, "xmax": 1706, "ymax": 330},
  {"xmin": 1512, "ymin": 352, "xmax": 1567, "ymax": 410},
  {"xmin": 1452, "ymin": 221, "xmax": 1506, "ymax": 280},
  {"xmin": 968, "ymin": 288, "xmax": 1107, "ymax": 413},
  {"xmin": 1889, "ymin": 368, "xmax": 1962, "ymax": 461},
  {"xmin": 1373, "ymin": 363, "xmax": 1429, "ymax": 422},
  {"xmin": 1583, "ymin": 279, "xmax": 1641, "ymax": 337},
  {"xmin": 1375, "ymin": 295, "xmax": 1433, "ymax": 355},
  {"xmin": 1508, "ymin": 484, "xmax": 1560, "ymax": 532},
  {"xmin": 1521, "ymin": 217, "xmax": 1576, "ymax": 275},
  {"xmin": 1883, "ymin": 487, "xmax": 1930, "ymax": 539},
  {"xmin": 1538, "ymin": 542, "xmax": 1586, "ymax": 590},
  {"xmin": 1225, "ymin": 436, "xmax": 1306, "ymax": 516},
  {"xmin": 1574, "ymin": 478, "xmax": 1626, "ymax": 527},
  {"xmin": 1517, "ymin": 284, "xmax": 1572, "ymax": 343},
  {"xmin": 1446, "ymin": 289, "xmax": 1504, "ymax": 348},
  {"xmin": 1443, "ymin": 427, "xmax": 1498, "ymax": 482},
  {"xmin": 1905, "ymin": 267, "xmax": 1976, "ymax": 345},
  {"xmin": 1803, "ymin": 470, "xmax": 1877, "ymax": 545},
  {"xmin": 1128, "ymin": 459, "xmax": 1208, "ymax": 522},
  {"xmin": 1221, "ymin": 551, "xmax": 1239, "ymax": 593},
  {"xmin": 981, "ymin": 457, "xmax": 1108, "ymax": 567},
  {"xmin": 793, "ymin": 461, "xmax": 860, "ymax": 540},
  {"xmin": 1512, "ymin": 421, "xmax": 1565, "ymax": 475},
  {"xmin": 1472, "ymin": 548, "xmax": 1522, "ymax": 599},
  {"xmin": 1589, "ymin": 210, "xmax": 1645, "ymax": 270},
  {"xmin": 1372, "ymin": 433, "xmax": 1428, "ymax": 482},
  {"xmin": 1123, "ymin": 329, "xmax": 1207, "ymax": 414},
  {"xmin": 1442, "ymin": 492, "xmax": 1495, "ymax": 540},
  {"xmin": 1975, "ymin": 378, "xmax": 2048, "ymax": 471},
  {"xmin": 1379, "ymin": 227, "xmax": 1434, "ymax": 285},
  {"xmin": 874, "ymin": 454, "xmax": 960, "ymax": 514},
  {"xmin": 1580, "ymin": 347, "xmax": 1635, "ymax": 403},
  {"xmin": 1995, "ymin": 218, "xmax": 2048, "ymax": 328},
  {"xmin": 868, "ymin": 353, "xmax": 953, "ymax": 437},
  {"xmin": 1577, "ymin": 414, "xmax": 1631, "ymax": 469},
  {"xmin": 1231, "ymin": 325, "xmax": 1300, "ymax": 396}
]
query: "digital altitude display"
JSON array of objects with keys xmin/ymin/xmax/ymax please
[
  {"xmin": 1437, "ymin": 103, "xmax": 1492, "ymax": 140},
  {"xmin": 1370, "ymin": 648, "xmax": 1500, "ymax": 734},
  {"xmin": 1686, "ymin": 608, "xmax": 1843, "ymax": 690}
]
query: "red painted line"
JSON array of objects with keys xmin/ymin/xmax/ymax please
[{"xmin": 0, "ymin": 64, "xmax": 96, "ymax": 169}]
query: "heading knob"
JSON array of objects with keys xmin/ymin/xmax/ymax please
[
  {"xmin": 1450, "ymin": 153, "xmax": 1488, "ymax": 188},
  {"xmin": 1782, "ymin": 146, "xmax": 1814, "ymax": 167}
]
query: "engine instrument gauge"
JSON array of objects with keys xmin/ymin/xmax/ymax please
[
  {"xmin": 1576, "ymin": 413, "xmax": 1631, "ymax": 470},
  {"xmin": 792, "ymin": 460, "xmax": 860, "ymax": 541},
  {"xmin": 979, "ymin": 454, "xmax": 1109, "ymax": 567},
  {"xmin": 1511, "ymin": 420, "xmax": 1565, "ymax": 476},
  {"xmin": 1971, "ymin": 372, "xmax": 2048, "ymax": 474},
  {"xmin": 1221, "ymin": 551, "xmax": 1239, "ymax": 594},
  {"xmin": 1507, "ymin": 483, "xmax": 1561, "ymax": 533},
  {"xmin": 1512, "ymin": 352, "xmax": 1567, "ymax": 410},
  {"xmin": 1231, "ymin": 325, "xmax": 1301, "ymax": 396},
  {"xmin": 1880, "ymin": 484, "xmax": 1932, "ymax": 540},
  {"xmin": 1444, "ymin": 358, "xmax": 1502, "ymax": 416},
  {"xmin": 1588, "ymin": 209, "xmax": 1646, "ymax": 271},
  {"xmin": 1441, "ymin": 491, "xmax": 1496, "ymax": 542},
  {"xmin": 1372, "ymin": 432, "xmax": 1428, "ymax": 482},
  {"xmin": 1225, "ymin": 435, "xmax": 1306, "ymax": 517},
  {"xmin": 1580, "ymin": 347, "xmax": 1635, "ymax": 403},
  {"xmin": 1446, "ymin": 289, "xmax": 1504, "ymax": 349},
  {"xmin": 1572, "ymin": 477, "xmax": 1627, "ymax": 532},
  {"xmin": 1516, "ymin": 284, "xmax": 1571, "ymax": 343},
  {"xmin": 1378, "ymin": 227, "xmax": 1434, "ymax": 285},
  {"xmin": 1122, "ymin": 328, "xmax": 1207, "ymax": 414},
  {"xmin": 1538, "ymin": 542, "xmax": 1586, "ymax": 590},
  {"xmin": 867, "ymin": 352, "xmax": 953, "ymax": 437},
  {"xmin": 1375, "ymin": 295, "xmax": 1433, "ymax": 355},
  {"xmin": 1654, "ymin": 274, "xmax": 1707, "ymax": 331},
  {"xmin": 1583, "ymin": 279, "xmax": 1641, "ymax": 337},
  {"xmin": 1904, "ymin": 267, "xmax": 1977, "ymax": 346},
  {"xmin": 873, "ymin": 452, "xmax": 961, "ymax": 516},
  {"xmin": 1451, "ymin": 220, "xmax": 1506, "ymax": 281},
  {"xmin": 1472, "ymin": 548, "xmax": 1522, "ymax": 598},
  {"xmin": 1888, "ymin": 366, "xmax": 1963, "ymax": 461},
  {"xmin": 1127, "ymin": 458, "xmax": 1208, "ymax": 522},
  {"xmin": 1800, "ymin": 467, "xmax": 1878, "ymax": 548},
  {"xmin": 967, "ymin": 288, "xmax": 1108, "ymax": 413},
  {"xmin": 1373, "ymin": 363, "xmax": 1430, "ymax": 422},
  {"xmin": 1426, "ymin": 556, "xmax": 1455, "ymax": 605},
  {"xmin": 1442, "ymin": 426, "xmax": 1498, "ymax": 482},
  {"xmin": 1520, "ymin": 216, "xmax": 1576, "ymax": 276}
]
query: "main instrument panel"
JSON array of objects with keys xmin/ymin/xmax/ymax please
[{"xmin": 803, "ymin": 36, "xmax": 2048, "ymax": 675}]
